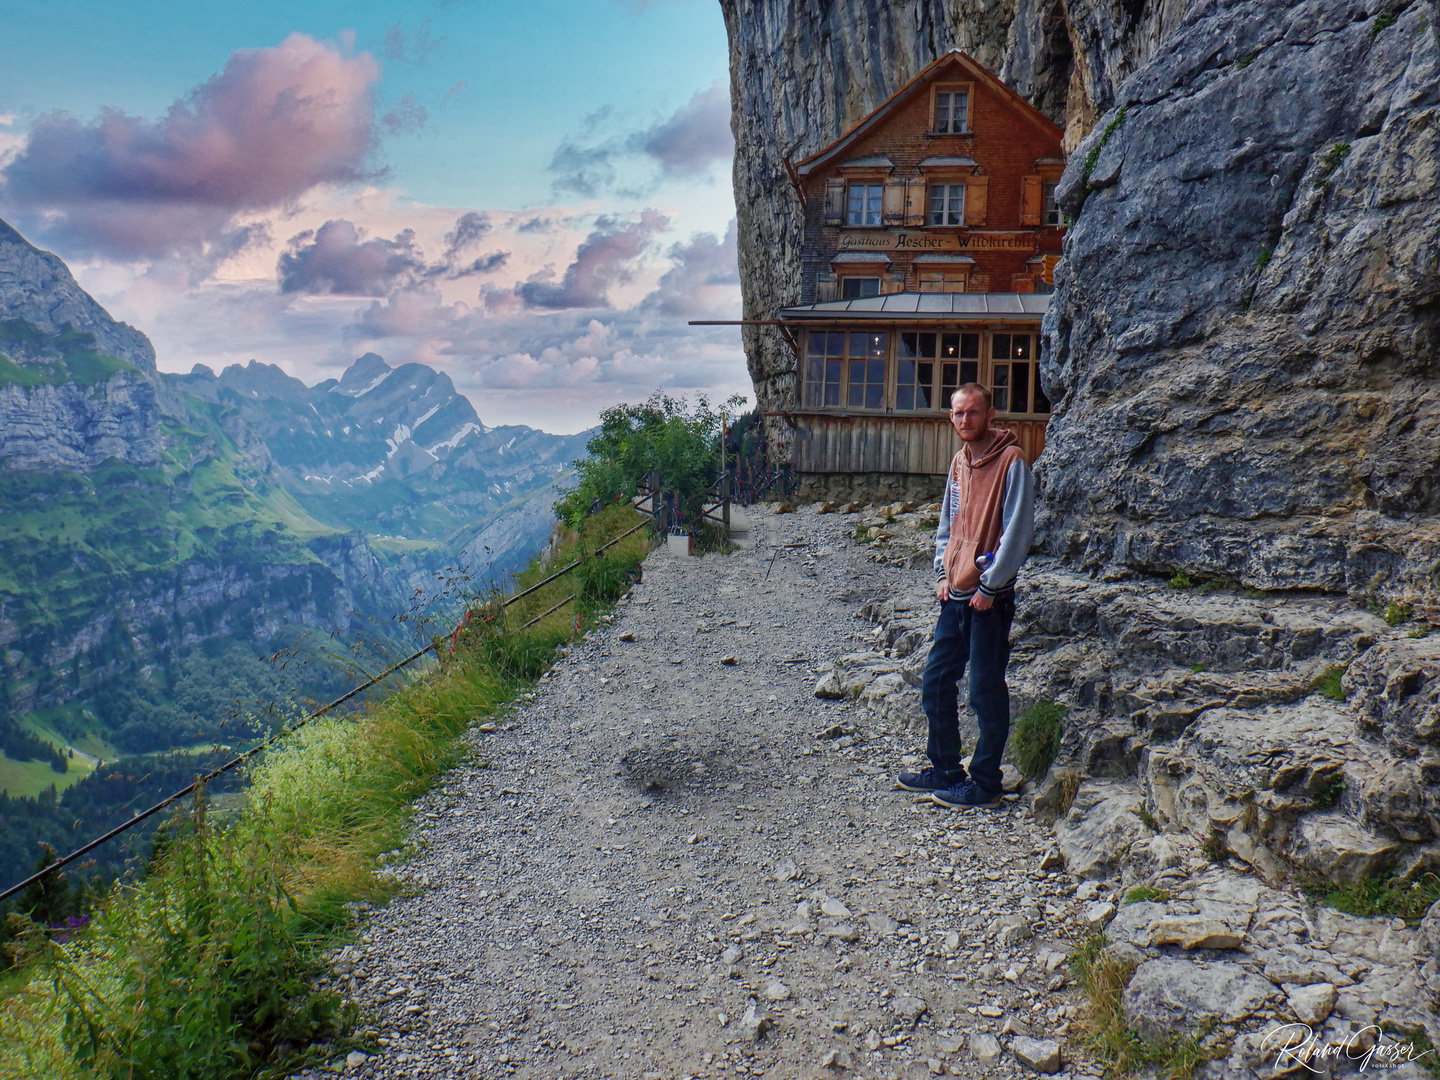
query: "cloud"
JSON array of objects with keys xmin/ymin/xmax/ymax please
[
  {"xmin": 635, "ymin": 82, "xmax": 734, "ymax": 178},
  {"xmin": 515, "ymin": 210, "xmax": 667, "ymax": 309},
  {"xmin": 644, "ymin": 219, "xmax": 739, "ymax": 318},
  {"xmin": 443, "ymin": 80, "xmax": 469, "ymax": 102},
  {"xmin": 382, "ymin": 19, "xmax": 445, "ymax": 65},
  {"xmin": 279, "ymin": 211, "xmax": 510, "ymax": 295},
  {"xmin": 548, "ymin": 82, "xmax": 733, "ymax": 197},
  {"xmin": 0, "ymin": 34, "xmax": 380, "ymax": 258},
  {"xmin": 279, "ymin": 219, "xmax": 426, "ymax": 296},
  {"xmin": 380, "ymin": 93, "xmax": 428, "ymax": 135}
]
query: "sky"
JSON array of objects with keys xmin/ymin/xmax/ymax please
[{"xmin": 0, "ymin": 0, "xmax": 747, "ymax": 433}]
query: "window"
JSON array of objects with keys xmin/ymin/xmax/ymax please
[
  {"xmin": 803, "ymin": 332, "xmax": 845, "ymax": 408},
  {"xmin": 846, "ymin": 184, "xmax": 883, "ymax": 226},
  {"xmin": 928, "ymin": 183, "xmax": 965, "ymax": 226},
  {"xmin": 1042, "ymin": 182, "xmax": 1060, "ymax": 226},
  {"xmin": 933, "ymin": 88, "xmax": 970, "ymax": 134},
  {"xmin": 802, "ymin": 330, "xmax": 887, "ymax": 410},
  {"xmin": 917, "ymin": 269, "xmax": 966, "ymax": 294},
  {"xmin": 939, "ymin": 333, "xmax": 981, "ymax": 408},
  {"xmin": 990, "ymin": 334, "xmax": 1050, "ymax": 414},
  {"xmin": 840, "ymin": 276, "xmax": 881, "ymax": 299},
  {"xmin": 897, "ymin": 333, "xmax": 936, "ymax": 411},
  {"xmin": 847, "ymin": 332, "xmax": 887, "ymax": 409}
]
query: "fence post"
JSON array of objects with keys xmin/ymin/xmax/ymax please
[
  {"xmin": 721, "ymin": 470, "xmax": 731, "ymax": 529},
  {"xmin": 650, "ymin": 469, "xmax": 666, "ymax": 535}
]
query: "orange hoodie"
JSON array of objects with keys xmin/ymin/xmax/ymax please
[{"xmin": 940, "ymin": 429, "xmax": 1028, "ymax": 597}]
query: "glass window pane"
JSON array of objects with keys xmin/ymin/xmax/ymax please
[
  {"xmin": 899, "ymin": 332, "xmax": 918, "ymax": 359},
  {"xmin": 940, "ymin": 333, "xmax": 959, "ymax": 359},
  {"xmin": 896, "ymin": 386, "xmax": 914, "ymax": 411},
  {"xmin": 960, "ymin": 360, "xmax": 978, "ymax": 384},
  {"xmin": 849, "ymin": 333, "xmax": 869, "ymax": 356},
  {"xmin": 1012, "ymin": 362, "xmax": 1030, "ymax": 412},
  {"xmin": 824, "ymin": 382, "xmax": 839, "ymax": 407},
  {"xmin": 868, "ymin": 333, "xmax": 887, "ymax": 357},
  {"xmin": 825, "ymin": 332, "xmax": 844, "ymax": 355},
  {"xmin": 960, "ymin": 334, "xmax": 980, "ymax": 360},
  {"xmin": 826, "ymin": 359, "xmax": 841, "ymax": 386},
  {"xmin": 866, "ymin": 385, "xmax": 883, "ymax": 410},
  {"xmin": 918, "ymin": 333, "xmax": 936, "ymax": 358},
  {"xmin": 992, "ymin": 334, "xmax": 1010, "ymax": 360},
  {"xmin": 1013, "ymin": 335, "xmax": 1032, "ymax": 360},
  {"xmin": 993, "ymin": 387, "xmax": 1009, "ymax": 412},
  {"xmin": 868, "ymin": 358, "xmax": 884, "ymax": 384},
  {"xmin": 807, "ymin": 332, "xmax": 825, "ymax": 355},
  {"xmin": 848, "ymin": 380, "xmax": 865, "ymax": 408},
  {"xmin": 993, "ymin": 363, "xmax": 1010, "ymax": 390}
]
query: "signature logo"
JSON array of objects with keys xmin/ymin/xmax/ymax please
[{"xmin": 1260, "ymin": 1024, "xmax": 1436, "ymax": 1072}]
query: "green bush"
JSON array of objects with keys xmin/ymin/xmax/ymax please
[
  {"xmin": 1384, "ymin": 601, "xmax": 1412, "ymax": 627},
  {"xmin": 554, "ymin": 390, "xmax": 746, "ymax": 530},
  {"xmin": 1169, "ymin": 570, "xmax": 1193, "ymax": 589},
  {"xmin": 1313, "ymin": 771, "xmax": 1346, "ymax": 810},
  {"xmin": 1008, "ymin": 699, "xmax": 1067, "ymax": 779}
]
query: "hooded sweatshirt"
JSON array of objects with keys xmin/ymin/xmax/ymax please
[{"xmin": 933, "ymin": 428, "xmax": 1036, "ymax": 599}]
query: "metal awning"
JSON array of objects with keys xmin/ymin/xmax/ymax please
[{"xmin": 777, "ymin": 292, "xmax": 1050, "ymax": 321}]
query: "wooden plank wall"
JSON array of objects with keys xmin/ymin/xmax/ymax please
[{"xmin": 793, "ymin": 416, "xmax": 1046, "ymax": 475}]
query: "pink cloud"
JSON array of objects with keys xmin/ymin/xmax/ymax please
[{"xmin": 1, "ymin": 34, "xmax": 380, "ymax": 258}]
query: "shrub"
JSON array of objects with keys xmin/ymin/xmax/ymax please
[
  {"xmin": 1008, "ymin": 700, "xmax": 1067, "ymax": 779},
  {"xmin": 1384, "ymin": 601, "xmax": 1412, "ymax": 627},
  {"xmin": 1200, "ymin": 827, "xmax": 1228, "ymax": 863},
  {"xmin": 1130, "ymin": 805, "xmax": 1161, "ymax": 832},
  {"xmin": 1313, "ymin": 771, "xmax": 1346, "ymax": 810},
  {"xmin": 1169, "ymin": 570, "xmax": 1193, "ymax": 589}
]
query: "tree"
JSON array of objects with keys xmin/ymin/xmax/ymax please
[{"xmin": 555, "ymin": 390, "xmax": 746, "ymax": 529}]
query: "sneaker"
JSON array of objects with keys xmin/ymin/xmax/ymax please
[
  {"xmin": 931, "ymin": 780, "xmax": 1002, "ymax": 809},
  {"xmin": 896, "ymin": 766, "xmax": 967, "ymax": 792}
]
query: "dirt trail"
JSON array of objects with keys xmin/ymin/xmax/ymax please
[{"xmin": 324, "ymin": 507, "xmax": 1092, "ymax": 1080}]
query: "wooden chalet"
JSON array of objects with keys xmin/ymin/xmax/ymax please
[{"xmin": 771, "ymin": 51, "xmax": 1066, "ymax": 496}]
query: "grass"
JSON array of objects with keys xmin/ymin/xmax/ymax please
[
  {"xmin": 1069, "ymin": 931, "xmax": 1209, "ymax": 1078},
  {"xmin": 1130, "ymin": 805, "xmax": 1161, "ymax": 833},
  {"xmin": 1083, "ymin": 106, "xmax": 1129, "ymax": 186},
  {"xmin": 1312, "ymin": 664, "xmax": 1347, "ymax": 702},
  {"xmin": 1256, "ymin": 247, "xmax": 1273, "ymax": 273},
  {"xmin": 1008, "ymin": 700, "xmax": 1067, "ymax": 779},
  {"xmin": 1372, "ymin": 10, "xmax": 1397, "ymax": 34},
  {"xmin": 1168, "ymin": 570, "xmax": 1193, "ymax": 589},
  {"xmin": 1317, "ymin": 142, "xmax": 1351, "ymax": 187},
  {"xmin": 0, "ymin": 754, "xmax": 94, "ymax": 800},
  {"xmin": 1200, "ymin": 827, "xmax": 1228, "ymax": 863},
  {"xmin": 1313, "ymin": 771, "xmax": 1346, "ymax": 810},
  {"xmin": 1384, "ymin": 601, "xmax": 1412, "ymax": 627},
  {"xmin": 0, "ymin": 505, "xmax": 654, "ymax": 1079},
  {"xmin": 1300, "ymin": 870, "xmax": 1440, "ymax": 921},
  {"xmin": 1123, "ymin": 886, "xmax": 1170, "ymax": 905}
]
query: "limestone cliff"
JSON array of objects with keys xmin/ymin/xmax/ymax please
[{"xmin": 723, "ymin": 0, "xmax": 1440, "ymax": 609}]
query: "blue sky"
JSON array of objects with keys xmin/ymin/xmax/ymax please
[{"xmin": 0, "ymin": 0, "xmax": 745, "ymax": 432}]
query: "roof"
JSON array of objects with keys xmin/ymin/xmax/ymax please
[
  {"xmin": 794, "ymin": 51, "xmax": 1065, "ymax": 178},
  {"xmin": 912, "ymin": 254, "xmax": 977, "ymax": 264},
  {"xmin": 830, "ymin": 252, "xmax": 893, "ymax": 264},
  {"xmin": 918, "ymin": 156, "xmax": 977, "ymax": 168},
  {"xmin": 837, "ymin": 155, "xmax": 895, "ymax": 170},
  {"xmin": 779, "ymin": 292, "xmax": 1049, "ymax": 322}
]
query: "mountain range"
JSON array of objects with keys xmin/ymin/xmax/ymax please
[{"xmin": 0, "ymin": 216, "xmax": 589, "ymax": 785}]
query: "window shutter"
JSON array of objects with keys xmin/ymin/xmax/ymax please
[
  {"xmin": 882, "ymin": 180, "xmax": 907, "ymax": 225},
  {"xmin": 1021, "ymin": 174, "xmax": 1043, "ymax": 226},
  {"xmin": 823, "ymin": 178, "xmax": 845, "ymax": 225},
  {"xmin": 964, "ymin": 176, "xmax": 989, "ymax": 226},
  {"xmin": 904, "ymin": 179, "xmax": 927, "ymax": 226},
  {"xmin": 815, "ymin": 277, "xmax": 838, "ymax": 302},
  {"xmin": 1012, "ymin": 273, "xmax": 1036, "ymax": 294}
]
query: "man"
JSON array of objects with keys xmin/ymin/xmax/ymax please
[{"xmin": 898, "ymin": 384, "xmax": 1035, "ymax": 809}]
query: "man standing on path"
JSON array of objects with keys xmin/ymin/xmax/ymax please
[{"xmin": 897, "ymin": 384, "xmax": 1035, "ymax": 809}]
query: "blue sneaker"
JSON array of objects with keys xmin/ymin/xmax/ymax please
[
  {"xmin": 896, "ymin": 765, "xmax": 967, "ymax": 792},
  {"xmin": 931, "ymin": 780, "xmax": 1002, "ymax": 809}
]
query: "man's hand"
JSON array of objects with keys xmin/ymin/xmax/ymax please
[
  {"xmin": 936, "ymin": 578, "xmax": 949, "ymax": 603},
  {"xmin": 969, "ymin": 590, "xmax": 994, "ymax": 611}
]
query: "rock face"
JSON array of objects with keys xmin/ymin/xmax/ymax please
[
  {"xmin": 1043, "ymin": 0, "xmax": 1440, "ymax": 607},
  {"xmin": 0, "ymin": 218, "xmax": 154, "ymax": 371},
  {"xmin": 725, "ymin": 0, "xmax": 1440, "ymax": 610},
  {"xmin": 721, "ymin": 0, "xmax": 1195, "ymax": 463}
]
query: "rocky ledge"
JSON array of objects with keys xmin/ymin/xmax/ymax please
[{"xmin": 811, "ymin": 500, "xmax": 1440, "ymax": 1075}]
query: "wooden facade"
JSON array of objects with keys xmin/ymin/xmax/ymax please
[{"xmin": 771, "ymin": 51, "xmax": 1065, "ymax": 489}]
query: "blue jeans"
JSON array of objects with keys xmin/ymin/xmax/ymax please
[{"xmin": 920, "ymin": 593, "xmax": 1015, "ymax": 794}]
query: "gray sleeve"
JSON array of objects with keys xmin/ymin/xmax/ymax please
[
  {"xmin": 933, "ymin": 473, "xmax": 952, "ymax": 578},
  {"xmin": 978, "ymin": 459, "xmax": 1035, "ymax": 595}
]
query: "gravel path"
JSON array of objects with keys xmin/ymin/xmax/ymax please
[{"xmin": 326, "ymin": 506, "xmax": 1092, "ymax": 1080}]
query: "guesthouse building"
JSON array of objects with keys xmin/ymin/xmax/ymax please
[{"xmin": 774, "ymin": 50, "xmax": 1066, "ymax": 497}]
